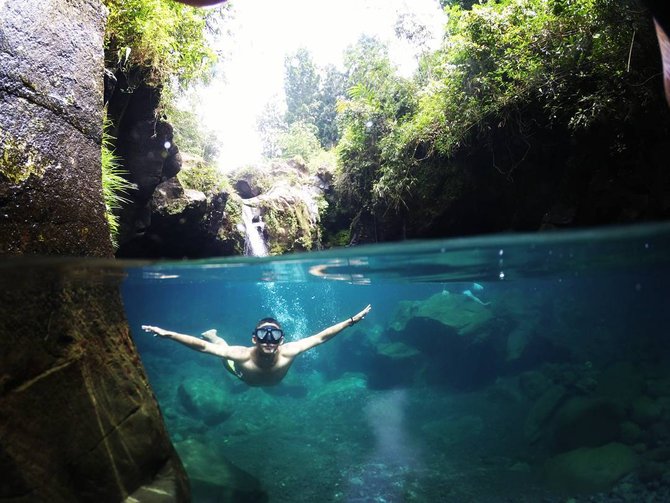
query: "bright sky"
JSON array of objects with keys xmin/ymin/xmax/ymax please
[{"xmin": 192, "ymin": 0, "xmax": 447, "ymax": 171}]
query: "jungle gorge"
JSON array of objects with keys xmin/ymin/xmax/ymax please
[{"xmin": 101, "ymin": 0, "xmax": 670, "ymax": 259}]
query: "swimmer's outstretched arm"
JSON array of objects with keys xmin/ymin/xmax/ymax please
[
  {"xmin": 282, "ymin": 304, "xmax": 372, "ymax": 357},
  {"xmin": 141, "ymin": 325, "xmax": 250, "ymax": 362}
]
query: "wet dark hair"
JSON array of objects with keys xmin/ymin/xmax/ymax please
[{"xmin": 255, "ymin": 317, "xmax": 281, "ymax": 329}]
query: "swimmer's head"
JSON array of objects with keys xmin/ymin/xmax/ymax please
[{"xmin": 252, "ymin": 318, "xmax": 284, "ymax": 352}]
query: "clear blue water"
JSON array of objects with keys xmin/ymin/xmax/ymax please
[{"xmin": 122, "ymin": 223, "xmax": 670, "ymax": 502}]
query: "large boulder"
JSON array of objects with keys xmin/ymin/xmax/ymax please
[
  {"xmin": 176, "ymin": 438, "xmax": 267, "ymax": 502},
  {"xmin": 0, "ymin": 267, "xmax": 189, "ymax": 501},
  {"xmin": 391, "ymin": 290, "xmax": 494, "ymax": 337},
  {"xmin": 544, "ymin": 442, "xmax": 638, "ymax": 493},
  {"xmin": 116, "ymin": 176, "xmax": 243, "ymax": 258},
  {"xmin": 0, "ymin": 1, "xmax": 189, "ymax": 500},
  {"xmin": 0, "ymin": 0, "xmax": 112, "ymax": 257},
  {"xmin": 231, "ymin": 159, "xmax": 326, "ymax": 254},
  {"xmin": 177, "ymin": 377, "xmax": 234, "ymax": 426}
]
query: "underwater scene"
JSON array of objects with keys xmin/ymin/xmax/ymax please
[{"xmin": 122, "ymin": 223, "xmax": 670, "ymax": 503}]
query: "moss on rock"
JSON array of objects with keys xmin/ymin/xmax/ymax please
[
  {"xmin": 0, "ymin": 131, "xmax": 49, "ymax": 185},
  {"xmin": 544, "ymin": 442, "xmax": 638, "ymax": 493}
]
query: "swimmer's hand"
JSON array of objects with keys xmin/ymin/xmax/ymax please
[
  {"xmin": 142, "ymin": 325, "xmax": 168, "ymax": 337},
  {"xmin": 351, "ymin": 304, "xmax": 372, "ymax": 325}
]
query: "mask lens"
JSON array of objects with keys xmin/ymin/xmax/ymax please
[{"xmin": 255, "ymin": 326, "xmax": 283, "ymax": 342}]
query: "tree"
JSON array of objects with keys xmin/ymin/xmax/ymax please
[
  {"xmin": 257, "ymin": 100, "xmax": 287, "ymax": 159},
  {"xmin": 314, "ymin": 65, "xmax": 347, "ymax": 148},
  {"xmin": 335, "ymin": 36, "xmax": 417, "ymax": 222},
  {"xmin": 277, "ymin": 121, "xmax": 322, "ymax": 162},
  {"xmin": 284, "ymin": 48, "xmax": 321, "ymax": 126}
]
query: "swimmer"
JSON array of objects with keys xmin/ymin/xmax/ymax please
[{"xmin": 142, "ymin": 304, "xmax": 372, "ymax": 387}]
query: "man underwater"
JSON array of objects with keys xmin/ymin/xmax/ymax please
[{"xmin": 142, "ymin": 304, "xmax": 371, "ymax": 387}]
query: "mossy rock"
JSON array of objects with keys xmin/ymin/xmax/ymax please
[
  {"xmin": 631, "ymin": 395, "xmax": 663, "ymax": 426},
  {"xmin": 596, "ymin": 361, "xmax": 645, "ymax": 407},
  {"xmin": 175, "ymin": 438, "xmax": 266, "ymax": 501},
  {"xmin": 524, "ymin": 385, "xmax": 567, "ymax": 443},
  {"xmin": 544, "ymin": 442, "xmax": 638, "ymax": 493},
  {"xmin": 376, "ymin": 341, "xmax": 421, "ymax": 360},
  {"xmin": 391, "ymin": 290, "xmax": 493, "ymax": 337},
  {"xmin": 552, "ymin": 397, "xmax": 623, "ymax": 451},
  {"xmin": 177, "ymin": 377, "xmax": 233, "ymax": 426}
]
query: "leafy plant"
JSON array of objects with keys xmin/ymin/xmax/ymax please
[
  {"xmin": 177, "ymin": 159, "xmax": 232, "ymax": 195},
  {"xmin": 103, "ymin": 0, "xmax": 224, "ymax": 89},
  {"xmin": 101, "ymin": 114, "xmax": 135, "ymax": 248},
  {"xmin": 277, "ymin": 121, "xmax": 323, "ymax": 163}
]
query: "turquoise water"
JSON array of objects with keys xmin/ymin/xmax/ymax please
[{"xmin": 122, "ymin": 224, "xmax": 670, "ymax": 502}]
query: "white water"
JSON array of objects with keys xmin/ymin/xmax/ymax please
[{"xmin": 241, "ymin": 204, "xmax": 268, "ymax": 257}]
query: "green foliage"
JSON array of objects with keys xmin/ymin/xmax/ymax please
[
  {"xmin": 284, "ymin": 48, "xmax": 321, "ymax": 126},
  {"xmin": 410, "ymin": 0, "xmax": 649, "ymax": 157},
  {"xmin": 334, "ymin": 36, "xmax": 418, "ymax": 214},
  {"xmin": 307, "ymin": 149, "xmax": 337, "ymax": 175},
  {"xmin": 257, "ymin": 101, "xmax": 287, "ymax": 158},
  {"xmin": 166, "ymin": 104, "xmax": 220, "ymax": 162},
  {"xmin": 328, "ymin": 0, "xmax": 656, "ymax": 229},
  {"xmin": 277, "ymin": 121, "xmax": 323, "ymax": 163},
  {"xmin": 315, "ymin": 65, "xmax": 347, "ymax": 148},
  {"xmin": 103, "ymin": 0, "xmax": 224, "ymax": 88},
  {"xmin": 259, "ymin": 49, "xmax": 347, "ymax": 157},
  {"xmin": 177, "ymin": 160, "xmax": 231, "ymax": 196},
  {"xmin": 101, "ymin": 115, "xmax": 134, "ymax": 248}
]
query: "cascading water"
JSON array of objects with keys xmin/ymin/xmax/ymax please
[{"xmin": 241, "ymin": 204, "xmax": 268, "ymax": 257}]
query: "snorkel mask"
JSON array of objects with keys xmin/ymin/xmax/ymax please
[{"xmin": 253, "ymin": 325, "xmax": 284, "ymax": 344}]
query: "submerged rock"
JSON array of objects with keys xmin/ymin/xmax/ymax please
[
  {"xmin": 177, "ymin": 377, "xmax": 234, "ymax": 426},
  {"xmin": 551, "ymin": 397, "xmax": 624, "ymax": 452},
  {"xmin": 176, "ymin": 438, "xmax": 267, "ymax": 502},
  {"xmin": 0, "ymin": 0, "xmax": 188, "ymax": 500},
  {"xmin": 544, "ymin": 442, "xmax": 638, "ymax": 493},
  {"xmin": 391, "ymin": 290, "xmax": 494, "ymax": 337},
  {"xmin": 0, "ymin": 268, "xmax": 188, "ymax": 501},
  {"xmin": 524, "ymin": 385, "xmax": 568, "ymax": 444}
]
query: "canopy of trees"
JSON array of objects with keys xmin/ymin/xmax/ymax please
[{"xmin": 261, "ymin": 0, "xmax": 668, "ymax": 245}]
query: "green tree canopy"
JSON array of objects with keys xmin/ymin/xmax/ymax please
[
  {"xmin": 284, "ymin": 48, "xmax": 321, "ymax": 126},
  {"xmin": 104, "ymin": 0, "xmax": 225, "ymax": 89}
]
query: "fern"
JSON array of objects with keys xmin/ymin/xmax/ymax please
[{"xmin": 101, "ymin": 113, "xmax": 135, "ymax": 248}]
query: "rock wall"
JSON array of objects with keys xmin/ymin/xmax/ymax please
[
  {"xmin": 0, "ymin": 1, "xmax": 189, "ymax": 500},
  {"xmin": 0, "ymin": 0, "xmax": 112, "ymax": 257},
  {"xmin": 104, "ymin": 76, "xmax": 184, "ymax": 251},
  {"xmin": 0, "ymin": 267, "xmax": 189, "ymax": 502}
]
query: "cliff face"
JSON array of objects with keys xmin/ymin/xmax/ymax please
[
  {"xmin": 0, "ymin": 266, "xmax": 189, "ymax": 502},
  {"xmin": 0, "ymin": 1, "xmax": 188, "ymax": 500},
  {"xmin": 0, "ymin": 0, "xmax": 112, "ymax": 257}
]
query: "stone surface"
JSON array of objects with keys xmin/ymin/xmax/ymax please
[
  {"xmin": 177, "ymin": 377, "xmax": 234, "ymax": 426},
  {"xmin": 0, "ymin": 0, "xmax": 113, "ymax": 257},
  {"xmin": 0, "ymin": 1, "xmax": 189, "ymax": 500},
  {"xmin": 391, "ymin": 290, "xmax": 494, "ymax": 337},
  {"xmin": 524, "ymin": 385, "xmax": 568, "ymax": 444},
  {"xmin": 0, "ymin": 266, "xmax": 189, "ymax": 502},
  {"xmin": 104, "ymin": 73, "xmax": 183, "ymax": 251},
  {"xmin": 544, "ymin": 442, "xmax": 638, "ymax": 493},
  {"xmin": 551, "ymin": 397, "xmax": 623, "ymax": 452},
  {"xmin": 176, "ymin": 438, "xmax": 268, "ymax": 502},
  {"xmin": 116, "ymin": 177, "xmax": 242, "ymax": 258}
]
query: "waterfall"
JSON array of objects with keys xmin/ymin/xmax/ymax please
[{"xmin": 241, "ymin": 204, "xmax": 268, "ymax": 257}]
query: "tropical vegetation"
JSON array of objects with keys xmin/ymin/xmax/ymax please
[
  {"xmin": 260, "ymin": 0, "xmax": 665, "ymax": 245},
  {"xmin": 101, "ymin": 114, "xmax": 134, "ymax": 248}
]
